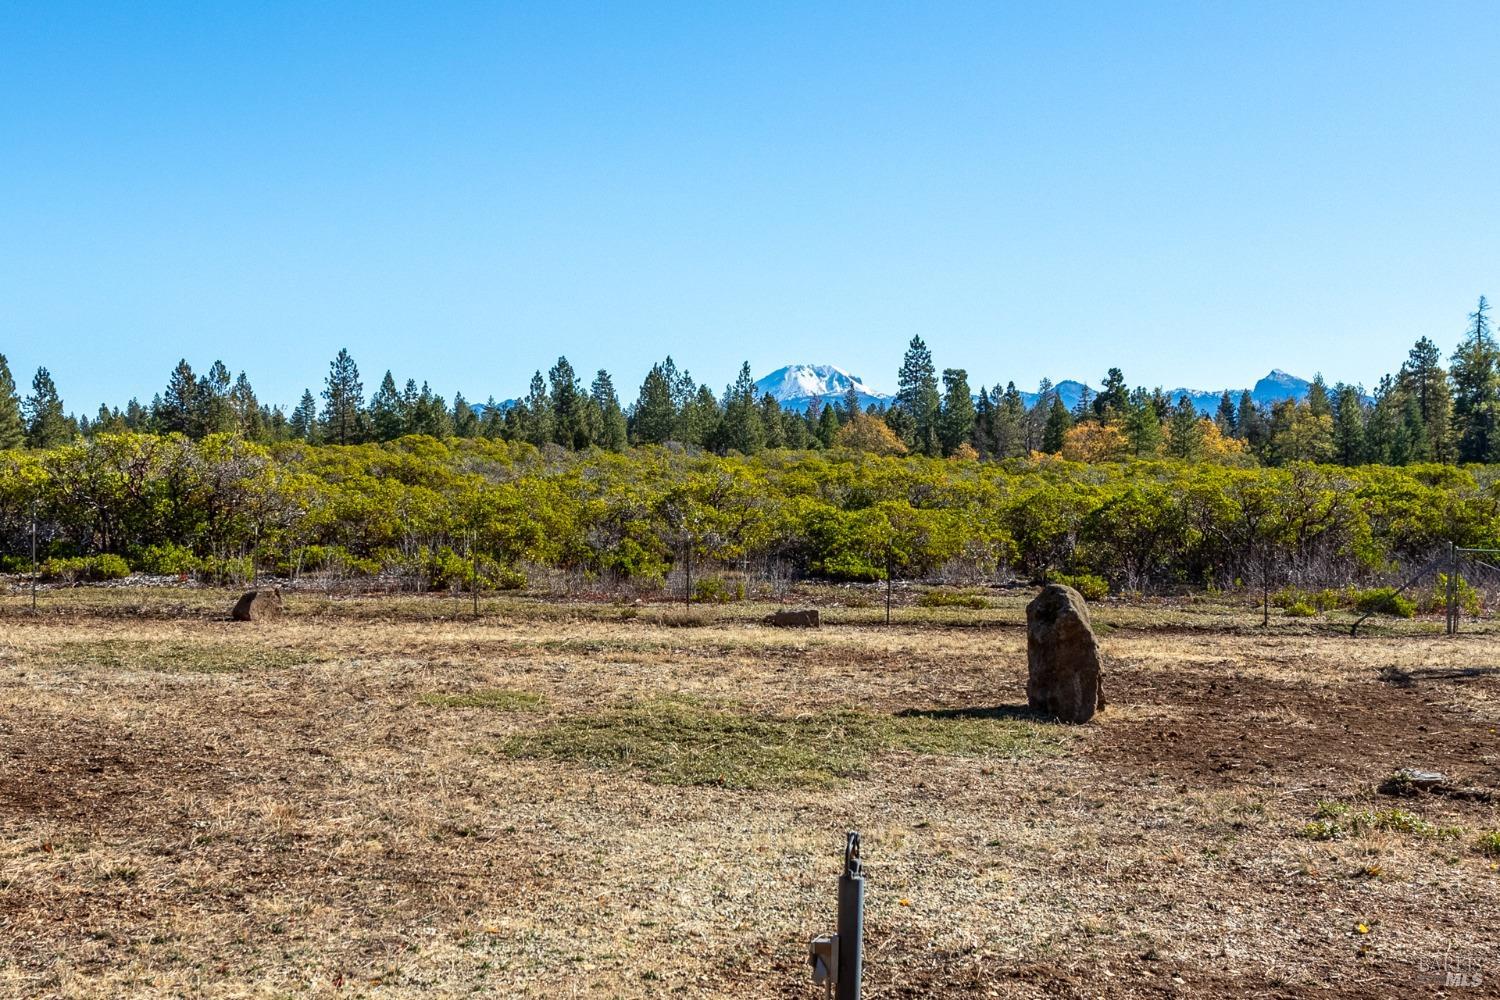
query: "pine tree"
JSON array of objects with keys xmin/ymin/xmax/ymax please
[
  {"xmin": 1165, "ymin": 397, "xmax": 1202, "ymax": 460},
  {"xmin": 480, "ymin": 397, "xmax": 506, "ymax": 440},
  {"xmin": 0, "ymin": 354, "xmax": 24, "ymax": 449},
  {"xmin": 937, "ymin": 368, "xmax": 975, "ymax": 456},
  {"xmin": 1450, "ymin": 297, "xmax": 1496, "ymax": 463},
  {"xmin": 1094, "ymin": 368, "xmax": 1129, "ymax": 421},
  {"xmin": 631, "ymin": 364, "xmax": 676, "ymax": 445},
  {"xmin": 661, "ymin": 356, "xmax": 696, "ymax": 410},
  {"xmin": 91, "ymin": 404, "xmax": 127, "ymax": 435},
  {"xmin": 759, "ymin": 392, "xmax": 786, "ymax": 449},
  {"xmin": 1305, "ymin": 374, "xmax": 1332, "ymax": 417},
  {"xmin": 1397, "ymin": 391, "xmax": 1425, "ymax": 465},
  {"xmin": 196, "ymin": 360, "xmax": 235, "ymax": 436},
  {"xmin": 816, "ymin": 401, "xmax": 841, "ymax": 448},
  {"xmin": 321, "ymin": 348, "xmax": 365, "ymax": 445},
  {"xmin": 157, "ymin": 359, "xmax": 199, "ymax": 436},
  {"xmin": 1331, "ymin": 384, "xmax": 1367, "ymax": 466},
  {"xmin": 24, "ymin": 367, "xmax": 71, "ymax": 448},
  {"xmin": 1365, "ymin": 375, "xmax": 1414, "ymax": 465},
  {"xmin": 1022, "ymin": 379, "xmax": 1053, "ymax": 453},
  {"xmin": 590, "ymin": 370, "xmax": 628, "ymax": 451},
  {"xmin": 370, "ymin": 371, "xmax": 406, "ymax": 441},
  {"xmin": 549, "ymin": 356, "xmax": 588, "ymax": 449},
  {"xmin": 1398, "ymin": 336, "xmax": 1453, "ymax": 461},
  {"xmin": 1124, "ymin": 387, "xmax": 1163, "ymax": 458},
  {"xmin": 680, "ymin": 384, "xmax": 722, "ymax": 447},
  {"xmin": 521, "ymin": 371, "xmax": 552, "ymax": 447},
  {"xmin": 1042, "ymin": 392, "xmax": 1072, "ymax": 453},
  {"xmin": 995, "ymin": 383, "xmax": 1026, "ymax": 459},
  {"xmin": 1214, "ymin": 391, "xmax": 1237, "ymax": 436},
  {"xmin": 261, "ymin": 405, "xmax": 289, "ymax": 441},
  {"xmin": 895, "ymin": 336, "xmax": 941, "ymax": 456},
  {"xmin": 971, "ymin": 385, "xmax": 994, "ymax": 457},
  {"xmin": 718, "ymin": 362, "xmax": 764, "ymax": 455},
  {"xmin": 290, "ymin": 389, "xmax": 319, "ymax": 442},
  {"xmin": 451, "ymin": 393, "xmax": 478, "ymax": 438},
  {"xmin": 1237, "ymin": 391, "xmax": 1267, "ymax": 453},
  {"xmin": 841, "ymin": 382, "xmax": 862, "ymax": 421},
  {"xmin": 781, "ymin": 407, "xmax": 810, "ymax": 449},
  {"xmin": 229, "ymin": 372, "xmax": 263, "ymax": 439},
  {"xmin": 124, "ymin": 398, "xmax": 149, "ymax": 431},
  {"xmin": 1072, "ymin": 385, "xmax": 1094, "ymax": 422},
  {"xmin": 409, "ymin": 383, "xmax": 452, "ymax": 438}
]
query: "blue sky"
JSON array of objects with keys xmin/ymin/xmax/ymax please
[{"xmin": 3, "ymin": 1, "xmax": 1497, "ymax": 411}]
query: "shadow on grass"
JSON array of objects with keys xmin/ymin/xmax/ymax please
[
  {"xmin": 1380, "ymin": 665, "xmax": 1500, "ymax": 687},
  {"xmin": 894, "ymin": 703, "xmax": 1051, "ymax": 724}
]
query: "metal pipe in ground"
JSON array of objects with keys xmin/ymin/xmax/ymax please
[{"xmin": 836, "ymin": 832, "xmax": 864, "ymax": 1000}]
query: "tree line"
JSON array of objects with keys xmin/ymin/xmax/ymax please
[{"xmin": 3, "ymin": 294, "xmax": 1496, "ymax": 467}]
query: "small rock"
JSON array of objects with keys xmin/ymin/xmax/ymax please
[
  {"xmin": 1384, "ymin": 768, "xmax": 1447, "ymax": 793},
  {"xmin": 231, "ymin": 587, "xmax": 283, "ymax": 622},
  {"xmin": 765, "ymin": 609, "xmax": 819, "ymax": 628}
]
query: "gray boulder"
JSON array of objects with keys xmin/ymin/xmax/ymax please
[
  {"xmin": 1026, "ymin": 584, "xmax": 1105, "ymax": 723},
  {"xmin": 231, "ymin": 587, "xmax": 283, "ymax": 622}
]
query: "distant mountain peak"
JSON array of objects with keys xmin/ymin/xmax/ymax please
[{"xmin": 754, "ymin": 364, "xmax": 890, "ymax": 412}]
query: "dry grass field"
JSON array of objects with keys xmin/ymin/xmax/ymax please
[{"xmin": 1, "ymin": 587, "xmax": 1497, "ymax": 998}]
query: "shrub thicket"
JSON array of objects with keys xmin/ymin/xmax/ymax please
[{"xmin": 4, "ymin": 433, "xmax": 1499, "ymax": 595}]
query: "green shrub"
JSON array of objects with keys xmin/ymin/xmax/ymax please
[
  {"xmin": 917, "ymin": 589, "xmax": 990, "ymax": 609},
  {"xmin": 1476, "ymin": 831, "xmax": 1500, "ymax": 857},
  {"xmin": 1297, "ymin": 805, "xmax": 1445, "ymax": 841},
  {"xmin": 1354, "ymin": 587, "xmax": 1416, "ymax": 618},
  {"xmin": 692, "ymin": 576, "xmax": 744, "ymax": 603},
  {"xmin": 135, "ymin": 544, "xmax": 200, "ymax": 576},
  {"xmin": 39, "ymin": 554, "xmax": 130, "ymax": 582},
  {"xmin": 1297, "ymin": 819, "xmax": 1341, "ymax": 841},
  {"xmin": 1274, "ymin": 587, "xmax": 1345, "ymax": 612},
  {"xmin": 1350, "ymin": 808, "xmax": 1436, "ymax": 836},
  {"xmin": 1418, "ymin": 573, "xmax": 1482, "ymax": 616},
  {"xmin": 494, "ymin": 565, "xmax": 528, "ymax": 590},
  {"xmin": 1283, "ymin": 600, "xmax": 1317, "ymax": 618},
  {"xmin": 91, "ymin": 554, "xmax": 131, "ymax": 580},
  {"xmin": 1050, "ymin": 572, "xmax": 1108, "ymax": 602}
]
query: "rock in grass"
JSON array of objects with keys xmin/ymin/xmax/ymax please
[
  {"xmin": 765, "ymin": 609, "xmax": 820, "ymax": 628},
  {"xmin": 1026, "ymin": 584, "xmax": 1105, "ymax": 723},
  {"xmin": 231, "ymin": 587, "xmax": 283, "ymax": 622},
  {"xmin": 1380, "ymin": 768, "xmax": 1447, "ymax": 796}
]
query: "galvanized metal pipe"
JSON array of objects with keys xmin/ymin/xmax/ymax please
[{"xmin": 836, "ymin": 832, "xmax": 864, "ymax": 1000}]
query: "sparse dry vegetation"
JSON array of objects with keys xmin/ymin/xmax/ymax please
[{"xmin": 1, "ymin": 585, "xmax": 1497, "ymax": 998}]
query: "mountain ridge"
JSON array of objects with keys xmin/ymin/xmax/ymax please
[
  {"xmin": 484, "ymin": 365, "xmax": 1322, "ymax": 416},
  {"xmin": 755, "ymin": 364, "xmax": 1316, "ymax": 415}
]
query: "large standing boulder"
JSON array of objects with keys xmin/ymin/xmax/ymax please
[
  {"xmin": 1026, "ymin": 584, "xmax": 1105, "ymax": 723},
  {"xmin": 231, "ymin": 587, "xmax": 283, "ymax": 622}
]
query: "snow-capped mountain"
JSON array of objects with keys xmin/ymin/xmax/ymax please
[
  {"xmin": 754, "ymin": 364, "xmax": 891, "ymax": 412},
  {"xmin": 754, "ymin": 366, "xmax": 1319, "ymax": 416},
  {"xmin": 479, "ymin": 365, "xmax": 1322, "ymax": 419}
]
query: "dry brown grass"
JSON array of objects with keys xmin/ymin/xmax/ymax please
[{"xmin": 1, "ymin": 587, "xmax": 1496, "ymax": 998}]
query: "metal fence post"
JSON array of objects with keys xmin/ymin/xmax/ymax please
[
  {"xmin": 1447, "ymin": 541, "xmax": 1458, "ymax": 635},
  {"xmin": 836, "ymin": 832, "xmax": 864, "ymax": 1000},
  {"xmin": 30, "ymin": 499, "xmax": 39, "ymax": 614}
]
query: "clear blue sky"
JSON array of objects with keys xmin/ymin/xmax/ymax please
[{"xmin": 3, "ymin": 1, "xmax": 1497, "ymax": 412}]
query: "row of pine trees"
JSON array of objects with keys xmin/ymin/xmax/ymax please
[{"xmin": 3, "ymin": 296, "xmax": 1497, "ymax": 465}]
